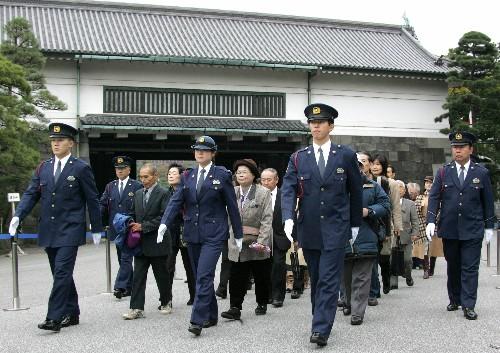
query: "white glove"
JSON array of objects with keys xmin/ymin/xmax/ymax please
[
  {"xmin": 9, "ymin": 216, "xmax": 20, "ymax": 236},
  {"xmin": 284, "ymin": 219, "xmax": 294, "ymax": 243},
  {"xmin": 351, "ymin": 227, "xmax": 359, "ymax": 243},
  {"xmin": 485, "ymin": 229, "xmax": 494, "ymax": 244},
  {"xmin": 92, "ymin": 232, "xmax": 102, "ymax": 245},
  {"xmin": 157, "ymin": 224, "xmax": 167, "ymax": 243},
  {"xmin": 235, "ymin": 238, "xmax": 243, "ymax": 252},
  {"xmin": 425, "ymin": 223, "xmax": 435, "ymax": 242}
]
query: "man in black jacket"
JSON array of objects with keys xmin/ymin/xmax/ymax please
[{"xmin": 261, "ymin": 168, "xmax": 291, "ymax": 307}]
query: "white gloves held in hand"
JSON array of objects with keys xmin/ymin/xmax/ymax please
[
  {"xmin": 92, "ymin": 233, "xmax": 102, "ymax": 245},
  {"xmin": 157, "ymin": 224, "xmax": 167, "ymax": 243},
  {"xmin": 485, "ymin": 229, "xmax": 494, "ymax": 244},
  {"xmin": 351, "ymin": 227, "xmax": 359, "ymax": 243},
  {"xmin": 425, "ymin": 223, "xmax": 435, "ymax": 242},
  {"xmin": 284, "ymin": 219, "xmax": 294, "ymax": 243},
  {"xmin": 235, "ymin": 238, "xmax": 243, "ymax": 252},
  {"xmin": 9, "ymin": 216, "xmax": 19, "ymax": 236}
]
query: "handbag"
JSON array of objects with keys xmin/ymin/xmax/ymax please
[
  {"xmin": 390, "ymin": 238, "xmax": 405, "ymax": 276},
  {"xmin": 126, "ymin": 229, "xmax": 141, "ymax": 249}
]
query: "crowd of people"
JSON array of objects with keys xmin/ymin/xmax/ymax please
[{"xmin": 8, "ymin": 104, "xmax": 495, "ymax": 348}]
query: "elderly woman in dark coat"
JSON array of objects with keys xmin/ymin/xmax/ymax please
[
  {"xmin": 343, "ymin": 157, "xmax": 390, "ymax": 325},
  {"xmin": 221, "ymin": 159, "xmax": 273, "ymax": 320}
]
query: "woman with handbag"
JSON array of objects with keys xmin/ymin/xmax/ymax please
[{"xmin": 221, "ymin": 159, "xmax": 273, "ymax": 320}]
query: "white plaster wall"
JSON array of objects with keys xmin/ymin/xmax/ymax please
[{"xmin": 43, "ymin": 59, "xmax": 447, "ymax": 137}]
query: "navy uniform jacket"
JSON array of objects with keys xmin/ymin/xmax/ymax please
[
  {"xmin": 15, "ymin": 156, "xmax": 103, "ymax": 247},
  {"xmin": 427, "ymin": 161, "xmax": 495, "ymax": 240},
  {"xmin": 161, "ymin": 164, "xmax": 243, "ymax": 243},
  {"xmin": 281, "ymin": 144, "xmax": 363, "ymax": 250},
  {"xmin": 99, "ymin": 178, "xmax": 142, "ymax": 240}
]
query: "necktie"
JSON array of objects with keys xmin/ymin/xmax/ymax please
[
  {"xmin": 119, "ymin": 181, "xmax": 124, "ymax": 197},
  {"xmin": 196, "ymin": 169, "xmax": 206, "ymax": 196},
  {"xmin": 318, "ymin": 147, "xmax": 326, "ymax": 178},
  {"xmin": 240, "ymin": 192, "xmax": 246, "ymax": 208},
  {"xmin": 458, "ymin": 166, "xmax": 465, "ymax": 187},
  {"xmin": 54, "ymin": 160, "xmax": 62, "ymax": 184},
  {"xmin": 143, "ymin": 189, "xmax": 149, "ymax": 208}
]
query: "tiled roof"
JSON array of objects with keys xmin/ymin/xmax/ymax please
[
  {"xmin": 0, "ymin": 0, "xmax": 448, "ymax": 75},
  {"xmin": 80, "ymin": 114, "xmax": 309, "ymax": 135}
]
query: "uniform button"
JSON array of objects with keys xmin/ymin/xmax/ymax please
[
  {"xmin": 51, "ymin": 204, "xmax": 55, "ymax": 208},
  {"xmin": 320, "ymin": 201, "xmax": 324, "ymax": 205},
  {"xmin": 459, "ymin": 203, "xmax": 462, "ymax": 206},
  {"xmin": 196, "ymin": 205, "xmax": 199, "ymax": 208},
  {"xmin": 52, "ymin": 192, "xmax": 56, "ymax": 196},
  {"xmin": 195, "ymin": 222, "xmax": 198, "ymax": 226},
  {"xmin": 212, "ymin": 220, "xmax": 216, "ymax": 223},
  {"xmin": 51, "ymin": 216, "xmax": 55, "ymax": 220},
  {"xmin": 459, "ymin": 193, "xmax": 463, "ymax": 196},
  {"xmin": 196, "ymin": 213, "xmax": 199, "ymax": 217},
  {"xmin": 320, "ymin": 215, "xmax": 324, "ymax": 219},
  {"xmin": 118, "ymin": 204, "xmax": 122, "ymax": 207},
  {"xmin": 320, "ymin": 187, "xmax": 325, "ymax": 191},
  {"xmin": 458, "ymin": 213, "xmax": 461, "ymax": 217}
]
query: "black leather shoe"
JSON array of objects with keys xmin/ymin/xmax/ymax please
[
  {"xmin": 463, "ymin": 308, "xmax": 478, "ymax": 320},
  {"xmin": 122, "ymin": 290, "xmax": 131, "ymax": 298},
  {"xmin": 186, "ymin": 298, "xmax": 194, "ymax": 306},
  {"xmin": 272, "ymin": 300, "xmax": 283, "ymax": 308},
  {"xmin": 337, "ymin": 299, "xmax": 345, "ymax": 308},
  {"xmin": 202, "ymin": 319, "xmax": 218, "ymax": 328},
  {"xmin": 221, "ymin": 307, "xmax": 241, "ymax": 320},
  {"xmin": 188, "ymin": 323, "xmax": 202, "ymax": 336},
  {"xmin": 350, "ymin": 316, "xmax": 363, "ymax": 325},
  {"xmin": 342, "ymin": 306, "xmax": 351, "ymax": 316},
  {"xmin": 60, "ymin": 315, "xmax": 79, "ymax": 328},
  {"xmin": 215, "ymin": 287, "xmax": 227, "ymax": 299},
  {"xmin": 290, "ymin": 289, "xmax": 301, "ymax": 299},
  {"xmin": 406, "ymin": 277, "xmax": 414, "ymax": 287},
  {"xmin": 38, "ymin": 319, "xmax": 61, "ymax": 332},
  {"xmin": 383, "ymin": 286, "xmax": 390, "ymax": 294},
  {"xmin": 113, "ymin": 289, "xmax": 123, "ymax": 299},
  {"xmin": 447, "ymin": 303, "xmax": 460, "ymax": 311},
  {"xmin": 310, "ymin": 332, "xmax": 328, "ymax": 347},
  {"xmin": 255, "ymin": 305, "xmax": 267, "ymax": 315}
]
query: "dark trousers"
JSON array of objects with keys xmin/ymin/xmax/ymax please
[
  {"xmin": 442, "ymin": 238, "xmax": 482, "ymax": 309},
  {"xmin": 130, "ymin": 255, "xmax": 170, "ymax": 310},
  {"xmin": 344, "ymin": 257, "xmax": 374, "ymax": 319},
  {"xmin": 45, "ymin": 246, "xmax": 79, "ymax": 321},
  {"xmin": 270, "ymin": 247, "xmax": 287, "ymax": 302},
  {"xmin": 167, "ymin": 245, "xmax": 196, "ymax": 302},
  {"xmin": 217, "ymin": 242, "xmax": 232, "ymax": 292},
  {"xmin": 114, "ymin": 245, "xmax": 134, "ymax": 291},
  {"xmin": 188, "ymin": 240, "xmax": 224, "ymax": 325},
  {"xmin": 303, "ymin": 248, "xmax": 345, "ymax": 337},
  {"xmin": 229, "ymin": 258, "xmax": 272, "ymax": 309}
]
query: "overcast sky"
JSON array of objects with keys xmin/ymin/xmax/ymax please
[{"xmin": 90, "ymin": 0, "xmax": 500, "ymax": 56}]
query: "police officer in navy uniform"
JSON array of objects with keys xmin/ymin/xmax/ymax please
[
  {"xmin": 158, "ymin": 136, "xmax": 243, "ymax": 336},
  {"xmin": 9, "ymin": 123, "xmax": 103, "ymax": 332},
  {"xmin": 100, "ymin": 156, "xmax": 142, "ymax": 299},
  {"xmin": 426, "ymin": 131, "xmax": 495, "ymax": 320},
  {"xmin": 281, "ymin": 104, "xmax": 363, "ymax": 347}
]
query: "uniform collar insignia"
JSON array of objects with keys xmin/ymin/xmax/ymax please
[{"xmin": 472, "ymin": 178, "xmax": 480, "ymax": 184}]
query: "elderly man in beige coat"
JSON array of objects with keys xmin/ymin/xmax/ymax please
[{"xmin": 222, "ymin": 159, "xmax": 273, "ymax": 321}]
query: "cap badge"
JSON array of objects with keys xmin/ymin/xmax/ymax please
[
  {"xmin": 455, "ymin": 133, "xmax": 462, "ymax": 140},
  {"xmin": 199, "ymin": 137, "xmax": 205, "ymax": 143},
  {"xmin": 312, "ymin": 107, "xmax": 321, "ymax": 115},
  {"xmin": 336, "ymin": 168, "xmax": 344, "ymax": 174},
  {"xmin": 53, "ymin": 126, "xmax": 61, "ymax": 133},
  {"xmin": 473, "ymin": 178, "xmax": 480, "ymax": 184},
  {"xmin": 128, "ymin": 192, "xmax": 134, "ymax": 196},
  {"xmin": 67, "ymin": 176, "xmax": 75, "ymax": 181},
  {"xmin": 117, "ymin": 157, "xmax": 124, "ymax": 164}
]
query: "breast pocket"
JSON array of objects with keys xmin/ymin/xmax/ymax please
[{"xmin": 298, "ymin": 174, "xmax": 311, "ymax": 195}]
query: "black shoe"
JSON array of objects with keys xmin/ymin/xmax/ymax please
[
  {"xmin": 186, "ymin": 298, "xmax": 194, "ymax": 306},
  {"xmin": 447, "ymin": 303, "xmax": 460, "ymax": 311},
  {"xmin": 60, "ymin": 315, "xmax": 79, "ymax": 328},
  {"xmin": 368, "ymin": 298, "xmax": 378, "ymax": 306},
  {"xmin": 290, "ymin": 289, "xmax": 301, "ymax": 299},
  {"xmin": 406, "ymin": 277, "xmax": 414, "ymax": 287},
  {"xmin": 215, "ymin": 287, "xmax": 227, "ymax": 299},
  {"xmin": 121, "ymin": 290, "xmax": 131, "ymax": 298},
  {"xmin": 113, "ymin": 289, "xmax": 123, "ymax": 299},
  {"xmin": 310, "ymin": 332, "xmax": 328, "ymax": 347},
  {"xmin": 342, "ymin": 306, "xmax": 351, "ymax": 316},
  {"xmin": 383, "ymin": 285, "xmax": 390, "ymax": 294},
  {"xmin": 463, "ymin": 308, "xmax": 478, "ymax": 320},
  {"xmin": 272, "ymin": 300, "xmax": 283, "ymax": 308},
  {"xmin": 350, "ymin": 316, "xmax": 363, "ymax": 325},
  {"xmin": 188, "ymin": 323, "xmax": 202, "ymax": 336},
  {"xmin": 202, "ymin": 319, "xmax": 218, "ymax": 328},
  {"xmin": 337, "ymin": 299, "xmax": 345, "ymax": 308},
  {"xmin": 221, "ymin": 307, "xmax": 241, "ymax": 320},
  {"xmin": 38, "ymin": 319, "xmax": 61, "ymax": 332},
  {"xmin": 255, "ymin": 305, "xmax": 267, "ymax": 315}
]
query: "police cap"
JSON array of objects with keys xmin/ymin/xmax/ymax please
[
  {"xmin": 48, "ymin": 122, "xmax": 78, "ymax": 140},
  {"xmin": 191, "ymin": 135, "xmax": 217, "ymax": 151},
  {"xmin": 448, "ymin": 131, "xmax": 476, "ymax": 146},
  {"xmin": 112, "ymin": 156, "xmax": 132, "ymax": 168},
  {"xmin": 304, "ymin": 103, "xmax": 338, "ymax": 122}
]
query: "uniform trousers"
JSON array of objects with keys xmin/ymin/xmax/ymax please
[
  {"xmin": 343, "ymin": 257, "xmax": 374, "ymax": 319},
  {"xmin": 229, "ymin": 258, "xmax": 271, "ymax": 309},
  {"xmin": 270, "ymin": 246, "xmax": 287, "ymax": 302},
  {"xmin": 130, "ymin": 255, "xmax": 170, "ymax": 310},
  {"xmin": 167, "ymin": 244, "xmax": 195, "ymax": 302},
  {"xmin": 45, "ymin": 246, "xmax": 79, "ymax": 321},
  {"xmin": 187, "ymin": 240, "xmax": 224, "ymax": 325},
  {"xmin": 114, "ymin": 245, "xmax": 134, "ymax": 291},
  {"xmin": 442, "ymin": 238, "xmax": 482, "ymax": 309},
  {"xmin": 390, "ymin": 243, "xmax": 413, "ymax": 286},
  {"xmin": 303, "ymin": 248, "xmax": 345, "ymax": 337}
]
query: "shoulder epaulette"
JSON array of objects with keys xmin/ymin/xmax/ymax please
[{"xmin": 297, "ymin": 147, "xmax": 308, "ymax": 153}]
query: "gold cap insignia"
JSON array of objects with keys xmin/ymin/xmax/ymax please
[
  {"xmin": 199, "ymin": 137, "xmax": 205, "ymax": 143},
  {"xmin": 53, "ymin": 126, "xmax": 61, "ymax": 133},
  {"xmin": 455, "ymin": 133, "xmax": 462, "ymax": 140},
  {"xmin": 312, "ymin": 107, "xmax": 321, "ymax": 115},
  {"xmin": 117, "ymin": 157, "xmax": 123, "ymax": 164}
]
